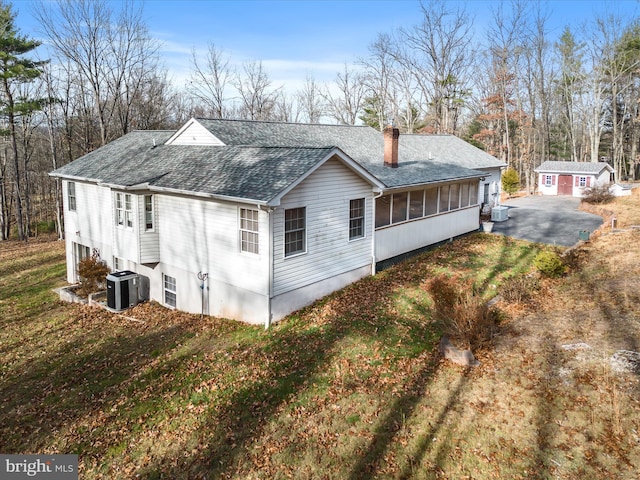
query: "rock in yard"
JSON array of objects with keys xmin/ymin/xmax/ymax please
[{"xmin": 439, "ymin": 336, "xmax": 480, "ymax": 367}]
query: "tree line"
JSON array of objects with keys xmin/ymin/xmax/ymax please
[{"xmin": 1, "ymin": 0, "xmax": 639, "ymax": 241}]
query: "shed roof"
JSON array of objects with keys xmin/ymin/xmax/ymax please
[{"xmin": 534, "ymin": 161, "xmax": 614, "ymax": 175}]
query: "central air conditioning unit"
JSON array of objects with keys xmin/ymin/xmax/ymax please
[
  {"xmin": 106, "ymin": 270, "xmax": 139, "ymax": 311},
  {"xmin": 491, "ymin": 206, "xmax": 509, "ymax": 222}
]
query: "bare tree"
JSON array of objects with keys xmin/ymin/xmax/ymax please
[
  {"xmin": 233, "ymin": 60, "xmax": 280, "ymax": 121},
  {"xmin": 188, "ymin": 43, "xmax": 232, "ymax": 118},
  {"xmin": 399, "ymin": 0, "xmax": 474, "ymax": 134},
  {"xmin": 35, "ymin": 0, "xmax": 160, "ymax": 147},
  {"xmin": 323, "ymin": 64, "xmax": 366, "ymax": 125},
  {"xmin": 360, "ymin": 33, "xmax": 399, "ymax": 130},
  {"xmin": 296, "ymin": 74, "xmax": 324, "ymax": 123}
]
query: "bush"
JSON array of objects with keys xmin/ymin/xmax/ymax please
[
  {"xmin": 582, "ymin": 184, "xmax": 614, "ymax": 204},
  {"xmin": 534, "ymin": 250, "xmax": 566, "ymax": 278},
  {"xmin": 500, "ymin": 274, "xmax": 539, "ymax": 304},
  {"xmin": 502, "ymin": 168, "xmax": 520, "ymax": 197},
  {"xmin": 427, "ymin": 275, "xmax": 499, "ymax": 350},
  {"xmin": 77, "ymin": 249, "xmax": 110, "ymax": 297}
]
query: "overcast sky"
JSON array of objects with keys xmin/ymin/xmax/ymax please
[{"xmin": 13, "ymin": 0, "xmax": 640, "ymax": 92}]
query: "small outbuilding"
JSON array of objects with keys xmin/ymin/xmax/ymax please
[{"xmin": 535, "ymin": 161, "xmax": 614, "ymax": 197}]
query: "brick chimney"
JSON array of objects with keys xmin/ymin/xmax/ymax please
[{"xmin": 383, "ymin": 125, "xmax": 399, "ymax": 168}]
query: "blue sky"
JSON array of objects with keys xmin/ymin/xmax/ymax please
[{"xmin": 13, "ymin": 0, "xmax": 640, "ymax": 91}]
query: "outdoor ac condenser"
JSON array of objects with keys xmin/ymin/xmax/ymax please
[
  {"xmin": 491, "ymin": 206, "xmax": 509, "ymax": 222},
  {"xmin": 106, "ymin": 270, "xmax": 139, "ymax": 311}
]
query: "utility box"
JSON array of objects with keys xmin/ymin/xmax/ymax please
[
  {"xmin": 106, "ymin": 270, "xmax": 139, "ymax": 311},
  {"xmin": 491, "ymin": 206, "xmax": 509, "ymax": 222}
]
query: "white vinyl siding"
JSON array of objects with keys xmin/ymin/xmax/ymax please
[
  {"xmin": 157, "ymin": 195, "xmax": 269, "ymax": 296},
  {"xmin": 139, "ymin": 194, "xmax": 159, "ymax": 263},
  {"xmin": 166, "ymin": 120, "xmax": 225, "ymax": 145},
  {"xmin": 273, "ymin": 157, "xmax": 373, "ymax": 296}
]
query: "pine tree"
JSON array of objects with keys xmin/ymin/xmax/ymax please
[{"xmin": 0, "ymin": 1, "xmax": 47, "ymax": 240}]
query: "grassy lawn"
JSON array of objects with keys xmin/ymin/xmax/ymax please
[{"xmin": 1, "ymin": 200, "xmax": 639, "ymax": 479}]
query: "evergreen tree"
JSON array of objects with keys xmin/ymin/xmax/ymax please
[{"xmin": 0, "ymin": 1, "xmax": 47, "ymax": 240}]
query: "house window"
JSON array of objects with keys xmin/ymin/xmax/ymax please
[
  {"xmin": 115, "ymin": 193, "xmax": 133, "ymax": 228},
  {"xmin": 68, "ymin": 182, "xmax": 76, "ymax": 211},
  {"xmin": 460, "ymin": 183, "xmax": 470, "ymax": 207},
  {"xmin": 240, "ymin": 208, "xmax": 259, "ymax": 254},
  {"xmin": 439, "ymin": 185, "xmax": 450, "ymax": 212},
  {"xmin": 409, "ymin": 190, "xmax": 424, "ymax": 219},
  {"xmin": 284, "ymin": 207, "xmax": 306, "ymax": 257},
  {"xmin": 349, "ymin": 198, "xmax": 365, "ymax": 240},
  {"xmin": 392, "ymin": 192, "xmax": 408, "ymax": 223},
  {"xmin": 469, "ymin": 182, "xmax": 479, "ymax": 206},
  {"xmin": 144, "ymin": 195, "xmax": 154, "ymax": 231},
  {"xmin": 425, "ymin": 188, "xmax": 438, "ymax": 216},
  {"xmin": 113, "ymin": 257, "xmax": 123, "ymax": 271},
  {"xmin": 545, "ymin": 175, "xmax": 553, "ymax": 186},
  {"xmin": 483, "ymin": 183, "xmax": 490, "ymax": 204},
  {"xmin": 375, "ymin": 195, "xmax": 391, "ymax": 228},
  {"xmin": 579, "ymin": 176, "xmax": 587, "ymax": 187},
  {"xmin": 164, "ymin": 274, "xmax": 176, "ymax": 308},
  {"xmin": 449, "ymin": 183, "xmax": 460, "ymax": 210}
]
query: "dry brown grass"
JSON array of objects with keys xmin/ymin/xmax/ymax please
[{"xmin": 2, "ymin": 197, "xmax": 640, "ymax": 479}]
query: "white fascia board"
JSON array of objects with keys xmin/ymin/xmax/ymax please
[
  {"xmin": 381, "ymin": 173, "xmax": 484, "ymax": 195},
  {"xmin": 48, "ymin": 172, "xmax": 101, "ymax": 183},
  {"xmin": 147, "ymin": 184, "xmax": 268, "ymax": 206},
  {"xmin": 267, "ymin": 147, "xmax": 385, "ymax": 206}
]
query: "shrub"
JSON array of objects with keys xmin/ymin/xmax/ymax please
[
  {"xmin": 534, "ymin": 250, "xmax": 566, "ymax": 278},
  {"xmin": 500, "ymin": 274, "xmax": 539, "ymax": 304},
  {"xmin": 427, "ymin": 275, "xmax": 499, "ymax": 350},
  {"xmin": 502, "ymin": 168, "xmax": 520, "ymax": 197},
  {"xmin": 582, "ymin": 184, "xmax": 614, "ymax": 204},
  {"xmin": 77, "ymin": 249, "xmax": 110, "ymax": 296}
]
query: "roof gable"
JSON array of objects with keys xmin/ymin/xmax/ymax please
[{"xmin": 165, "ymin": 118, "xmax": 225, "ymax": 146}]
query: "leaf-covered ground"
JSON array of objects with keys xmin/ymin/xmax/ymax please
[{"xmin": 1, "ymin": 196, "xmax": 640, "ymax": 479}]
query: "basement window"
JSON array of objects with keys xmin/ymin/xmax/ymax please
[{"xmin": 163, "ymin": 274, "xmax": 176, "ymax": 308}]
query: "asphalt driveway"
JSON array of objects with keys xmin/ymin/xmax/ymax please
[{"xmin": 488, "ymin": 196, "xmax": 604, "ymax": 247}]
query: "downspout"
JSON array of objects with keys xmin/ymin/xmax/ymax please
[
  {"xmin": 263, "ymin": 205, "xmax": 274, "ymax": 330},
  {"xmin": 371, "ymin": 190, "xmax": 384, "ymax": 275}
]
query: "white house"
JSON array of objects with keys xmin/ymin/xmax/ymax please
[
  {"xmin": 51, "ymin": 118, "xmax": 505, "ymax": 326},
  {"xmin": 535, "ymin": 161, "xmax": 615, "ymax": 197}
]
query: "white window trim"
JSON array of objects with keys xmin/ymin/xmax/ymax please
[
  {"xmin": 115, "ymin": 192, "xmax": 134, "ymax": 230},
  {"xmin": 144, "ymin": 195, "xmax": 155, "ymax": 232},
  {"xmin": 163, "ymin": 274, "xmax": 177, "ymax": 308},
  {"xmin": 284, "ymin": 206, "xmax": 307, "ymax": 258},
  {"xmin": 239, "ymin": 207, "xmax": 259, "ymax": 254},
  {"xmin": 68, "ymin": 181, "xmax": 76, "ymax": 212},
  {"xmin": 349, "ymin": 198, "xmax": 366, "ymax": 241},
  {"xmin": 545, "ymin": 175, "xmax": 553, "ymax": 186},
  {"xmin": 579, "ymin": 176, "xmax": 587, "ymax": 187}
]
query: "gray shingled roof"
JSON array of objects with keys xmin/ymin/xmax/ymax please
[
  {"xmin": 197, "ymin": 118, "xmax": 501, "ymax": 187},
  {"xmin": 52, "ymin": 118, "xmax": 502, "ymax": 202},
  {"xmin": 534, "ymin": 161, "xmax": 614, "ymax": 175},
  {"xmin": 51, "ymin": 130, "xmax": 346, "ymax": 203}
]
